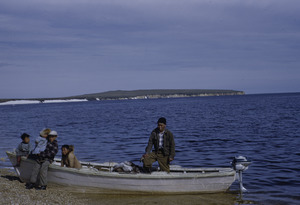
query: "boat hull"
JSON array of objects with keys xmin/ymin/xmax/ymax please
[{"xmin": 6, "ymin": 151, "xmax": 236, "ymax": 194}]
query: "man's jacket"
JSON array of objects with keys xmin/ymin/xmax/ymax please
[
  {"xmin": 145, "ymin": 128, "xmax": 175, "ymax": 159},
  {"xmin": 39, "ymin": 140, "xmax": 58, "ymax": 162}
]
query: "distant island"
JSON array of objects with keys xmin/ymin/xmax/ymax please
[
  {"xmin": 0, "ymin": 89, "xmax": 245, "ymax": 104},
  {"xmin": 71, "ymin": 89, "xmax": 245, "ymax": 100}
]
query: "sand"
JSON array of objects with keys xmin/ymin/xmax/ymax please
[{"xmin": 0, "ymin": 168, "xmax": 89, "ymax": 205}]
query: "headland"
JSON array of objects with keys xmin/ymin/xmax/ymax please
[{"xmin": 0, "ymin": 89, "xmax": 245, "ymax": 105}]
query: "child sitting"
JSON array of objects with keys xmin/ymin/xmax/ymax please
[
  {"xmin": 61, "ymin": 145, "xmax": 82, "ymax": 169},
  {"xmin": 31, "ymin": 128, "xmax": 51, "ymax": 155},
  {"xmin": 16, "ymin": 133, "xmax": 32, "ymax": 167}
]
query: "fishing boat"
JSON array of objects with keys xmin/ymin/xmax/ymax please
[{"xmin": 6, "ymin": 151, "xmax": 250, "ymax": 194}]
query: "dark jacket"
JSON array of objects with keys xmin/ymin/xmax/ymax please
[
  {"xmin": 39, "ymin": 140, "xmax": 58, "ymax": 163},
  {"xmin": 145, "ymin": 128, "xmax": 175, "ymax": 159}
]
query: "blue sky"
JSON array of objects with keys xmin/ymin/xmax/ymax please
[{"xmin": 1, "ymin": 0, "xmax": 299, "ymax": 98}]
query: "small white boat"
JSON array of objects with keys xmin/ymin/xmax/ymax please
[{"xmin": 6, "ymin": 151, "xmax": 249, "ymax": 194}]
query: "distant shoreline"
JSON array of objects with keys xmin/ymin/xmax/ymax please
[{"xmin": 0, "ymin": 89, "xmax": 245, "ymax": 104}]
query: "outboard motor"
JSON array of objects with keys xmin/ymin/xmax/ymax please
[{"xmin": 232, "ymin": 156, "xmax": 251, "ymax": 193}]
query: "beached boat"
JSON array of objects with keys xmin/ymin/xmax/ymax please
[{"xmin": 6, "ymin": 151, "xmax": 250, "ymax": 194}]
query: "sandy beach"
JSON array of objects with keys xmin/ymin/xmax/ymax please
[{"xmin": 0, "ymin": 168, "xmax": 90, "ymax": 205}]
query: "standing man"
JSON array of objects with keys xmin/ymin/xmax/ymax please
[
  {"xmin": 26, "ymin": 130, "xmax": 58, "ymax": 190},
  {"xmin": 142, "ymin": 117, "xmax": 175, "ymax": 173}
]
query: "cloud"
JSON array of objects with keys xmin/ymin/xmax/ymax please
[{"xmin": 0, "ymin": 0, "xmax": 300, "ymax": 98}]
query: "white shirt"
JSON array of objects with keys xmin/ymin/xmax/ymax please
[{"xmin": 159, "ymin": 131, "xmax": 164, "ymax": 148}]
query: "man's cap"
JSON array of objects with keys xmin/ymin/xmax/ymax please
[
  {"xmin": 49, "ymin": 130, "xmax": 58, "ymax": 136},
  {"xmin": 157, "ymin": 117, "xmax": 167, "ymax": 125}
]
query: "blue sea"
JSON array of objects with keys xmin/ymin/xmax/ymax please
[{"xmin": 0, "ymin": 93, "xmax": 299, "ymax": 205}]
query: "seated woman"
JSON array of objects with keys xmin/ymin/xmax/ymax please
[{"xmin": 61, "ymin": 145, "xmax": 82, "ymax": 169}]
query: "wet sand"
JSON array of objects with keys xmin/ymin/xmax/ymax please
[{"xmin": 1, "ymin": 168, "xmax": 241, "ymax": 205}]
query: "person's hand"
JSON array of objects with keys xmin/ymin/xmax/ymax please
[
  {"xmin": 140, "ymin": 154, "xmax": 148, "ymax": 162},
  {"xmin": 169, "ymin": 158, "xmax": 174, "ymax": 162}
]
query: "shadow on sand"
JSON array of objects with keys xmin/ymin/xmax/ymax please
[{"xmin": 1, "ymin": 174, "xmax": 22, "ymax": 182}]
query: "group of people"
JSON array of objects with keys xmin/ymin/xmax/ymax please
[
  {"xmin": 15, "ymin": 129, "xmax": 81, "ymax": 190},
  {"xmin": 15, "ymin": 117, "xmax": 175, "ymax": 189}
]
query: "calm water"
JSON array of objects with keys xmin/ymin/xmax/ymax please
[{"xmin": 0, "ymin": 93, "xmax": 299, "ymax": 204}]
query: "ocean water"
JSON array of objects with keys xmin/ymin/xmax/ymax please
[{"xmin": 0, "ymin": 93, "xmax": 299, "ymax": 204}]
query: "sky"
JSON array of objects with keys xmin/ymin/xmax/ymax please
[{"xmin": 0, "ymin": 0, "xmax": 300, "ymax": 98}]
